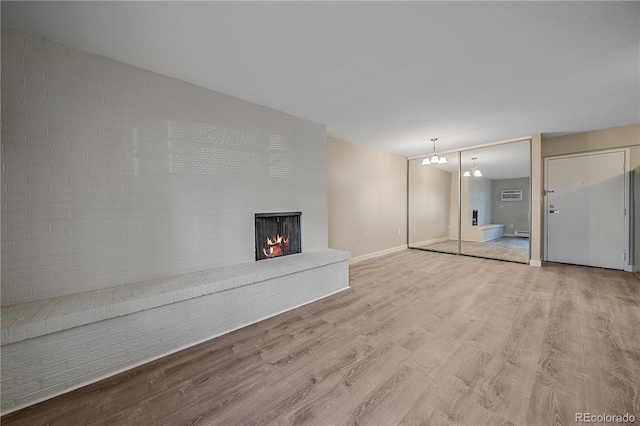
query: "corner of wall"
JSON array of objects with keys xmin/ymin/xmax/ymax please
[{"xmin": 327, "ymin": 137, "xmax": 408, "ymax": 259}]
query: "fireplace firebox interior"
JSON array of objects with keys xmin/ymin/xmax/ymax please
[{"xmin": 255, "ymin": 212, "xmax": 302, "ymax": 261}]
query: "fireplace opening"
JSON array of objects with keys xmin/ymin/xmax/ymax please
[{"xmin": 255, "ymin": 212, "xmax": 301, "ymax": 261}]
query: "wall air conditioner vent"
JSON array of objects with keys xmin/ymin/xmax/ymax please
[{"xmin": 501, "ymin": 189, "xmax": 523, "ymax": 201}]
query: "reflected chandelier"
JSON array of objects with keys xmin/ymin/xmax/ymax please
[
  {"xmin": 463, "ymin": 157, "xmax": 483, "ymax": 177},
  {"xmin": 422, "ymin": 138, "xmax": 447, "ymax": 165}
]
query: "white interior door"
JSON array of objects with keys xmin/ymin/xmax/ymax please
[{"xmin": 545, "ymin": 150, "xmax": 627, "ymax": 269}]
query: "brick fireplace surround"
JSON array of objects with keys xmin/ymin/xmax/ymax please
[
  {"xmin": 0, "ymin": 27, "xmax": 350, "ymax": 414},
  {"xmin": 2, "ymin": 249, "xmax": 349, "ymax": 413}
]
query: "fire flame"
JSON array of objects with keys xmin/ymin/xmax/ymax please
[{"xmin": 263, "ymin": 234, "xmax": 290, "ymax": 258}]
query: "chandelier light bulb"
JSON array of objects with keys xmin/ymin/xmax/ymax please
[
  {"xmin": 423, "ymin": 138, "xmax": 442, "ymax": 166},
  {"xmin": 464, "ymin": 157, "xmax": 482, "ymax": 177}
]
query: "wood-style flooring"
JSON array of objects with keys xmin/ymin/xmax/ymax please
[
  {"xmin": 2, "ymin": 250, "xmax": 639, "ymax": 425},
  {"xmin": 414, "ymin": 236, "xmax": 530, "ymax": 263}
]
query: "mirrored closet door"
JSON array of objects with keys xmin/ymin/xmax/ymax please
[
  {"xmin": 409, "ymin": 139, "xmax": 531, "ymax": 264},
  {"xmin": 459, "ymin": 141, "xmax": 530, "ymax": 263},
  {"xmin": 408, "ymin": 151, "xmax": 459, "ymax": 255}
]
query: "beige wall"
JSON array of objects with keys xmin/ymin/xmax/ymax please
[
  {"xmin": 542, "ymin": 123, "xmax": 640, "ymax": 159},
  {"xmin": 328, "ymin": 124, "xmax": 639, "ymax": 267},
  {"xmin": 408, "ymin": 159, "xmax": 452, "ymax": 245},
  {"xmin": 449, "ymin": 172, "xmax": 460, "ymax": 239},
  {"xmin": 327, "ymin": 136, "xmax": 407, "ymax": 260}
]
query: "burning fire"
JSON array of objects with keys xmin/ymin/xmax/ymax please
[{"xmin": 263, "ymin": 234, "xmax": 290, "ymax": 258}]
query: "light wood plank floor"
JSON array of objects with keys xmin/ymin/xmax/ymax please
[
  {"xmin": 3, "ymin": 250, "xmax": 639, "ymax": 425},
  {"xmin": 414, "ymin": 237, "xmax": 530, "ymax": 264}
]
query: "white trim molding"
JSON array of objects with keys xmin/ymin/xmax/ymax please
[
  {"xmin": 408, "ymin": 237, "xmax": 450, "ymax": 248},
  {"xmin": 408, "ymin": 136, "xmax": 532, "ymax": 160},
  {"xmin": 350, "ymin": 245, "xmax": 408, "ymax": 264}
]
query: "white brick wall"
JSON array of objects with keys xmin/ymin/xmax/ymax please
[
  {"xmin": 1, "ymin": 26, "xmax": 329, "ymax": 306},
  {"xmin": 1, "ymin": 250, "xmax": 350, "ymax": 345},
  {"xmin": 1, "ymin": 259, "xmax": 349, "ymax": 413}
]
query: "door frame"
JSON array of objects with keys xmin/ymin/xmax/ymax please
[{"xmin": 543, "ymin": 148, "xmax": 631, "ymax": 270}]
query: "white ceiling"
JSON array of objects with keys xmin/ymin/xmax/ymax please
[
  {"xmin": 2, "ymin": 1, "xmax": 639, "ymax": 160},
  {"xmin": 423, "ymin": 139, "xmax": 532, "ymax": 181}
]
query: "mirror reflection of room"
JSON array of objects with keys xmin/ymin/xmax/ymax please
[
  {"xmin": 408, "ymin": 152, "xmax": 459, "ymax": 255},
  {"xmin": 409, "ymin": 139, "xmax": 531, "ymax": 264},
  {"xmin": 459, "ymin": 145, "xmax": 530, "ymax": 263}
]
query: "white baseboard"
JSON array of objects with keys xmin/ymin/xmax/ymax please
[
  {"xmin": 530, "ymin": 259, "xmax": 542, "ymax": 267},
  {"xmin": 350, "ymin": 245, "xmax": 408, "ymax": 264},
  {"xmin": 409, "ymin": 236, "xmax": 450, "ymax": 247}
]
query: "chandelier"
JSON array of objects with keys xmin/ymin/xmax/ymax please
[
  {"xmin": 463, "ymin": 157, "xmax": 483, "ymax": 177},
  {"xmin": 422, "ymin": 138, "xmax": 447, "ymax": 165}
]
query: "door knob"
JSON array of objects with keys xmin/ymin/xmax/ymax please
[{"xmin": 549, "ymin": 209, "xmax": 559, "ymax": 214}]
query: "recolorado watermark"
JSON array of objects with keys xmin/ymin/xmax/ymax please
[{"xmin": 575, "ymin": 413, "xmax": 636, "ymax": 423}]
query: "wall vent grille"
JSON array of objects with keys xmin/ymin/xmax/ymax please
[{"xmin": 501, "ymin": 189, "xmax": 523, "ymax": 201}]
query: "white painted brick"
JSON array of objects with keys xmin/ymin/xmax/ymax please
[
  {"xmin": 3, "ymin": 24, "xmax": 328, "ymax": 303},
  {"xmin": 0, "ymin": 358, "xmax": 29, "ymax": 387},
  {"xmin": 5, "ymin": 381, "xmax": 41, "ymax": 405},
  {"xmin": 1, "ymin": 24, "xmax": 342, "ymax": 414},
  {"xmin": 14, "ymin": 383, "xmax": 67, "ymax": 408},
  {"xmin": 1, "ymin": 247, "xmax": 30, "ymax": 261},
  {"xmin": 65, "ymin": 348, "xmax": 110, "ymax": 370},
  {"xmin": 84, "ymin": 352, "xmax": 129, "ymax": 374},
  {"xmin": 41, "ymin": 365, "xmax": 89, "ymax": 389},
  {"xmin": 0, "ymin": 266, "xmax": 32, "ymax": 281},
  {"xmin": 41, "ymin": 345, "xmax": 88, "ymax": 366}
]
